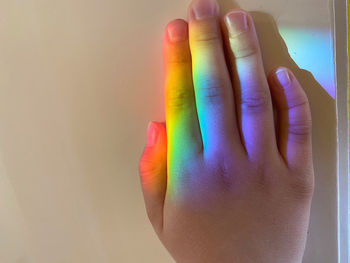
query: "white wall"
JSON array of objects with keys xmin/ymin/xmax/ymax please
[{"xmin": 0, "ymin": 0, "xmax": 337, "ymax": 262}]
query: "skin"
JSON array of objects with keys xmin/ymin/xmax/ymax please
[{"xmin": 139, "ymin": 0, "xmax": 314, "ymax": 262}]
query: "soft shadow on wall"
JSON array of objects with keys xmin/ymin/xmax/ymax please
[{"xmin": 218, "ymin": 0, "xmax": 337, "ymax": 262}]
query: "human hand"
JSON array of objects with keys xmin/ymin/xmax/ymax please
[{"xmin": 139, "ymin": 0, "xmax": 314, "ymax": 262}]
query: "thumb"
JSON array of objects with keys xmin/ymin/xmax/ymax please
[{"xmin": 139, "ymin": 121, "xmax": 167, "ymax": 232}]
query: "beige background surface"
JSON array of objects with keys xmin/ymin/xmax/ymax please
[{"xmin": 0, "ymin": 0, "xmax": 337, "ymax": 262}]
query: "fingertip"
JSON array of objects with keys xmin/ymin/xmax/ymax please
[
  {"xmin": 165, "ymin": 19, "xmax": 189, "ymax": 43},
  {"xmin": 268, "ymin": 67, "xmax": 295, "ymax": 102},
  {"xmin": 269, "ymin": 66, "xmax": 297, "ymax": 91},
  {"xmin": 276, "ymin": 67, "xmax": 292, "ymax": 87},
  {"xmin": 267, "ymin": 66, "xmax": 283, "ymax": 81},
  {"xmin": 145, "ymin": 122, "xmax": 157, "ymax": 147},
  {"xmin": 140, "ymin": 122, "xmax": 165, "ymax": 160},
  {"xmin": 163, "ymin": 19, "xmax": 192, "ymax": 66},
  {"xmin": 187, "ymin": 0, "xmax": 220, "ymax": 21},
  {"xmin": 223, "ymin": 8, "xmax": 251, "ymax": 27}
]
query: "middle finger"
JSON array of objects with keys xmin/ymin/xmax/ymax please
[{"xmin": 188, "ymin": 0, "xmax": 243, "ymax": 157}]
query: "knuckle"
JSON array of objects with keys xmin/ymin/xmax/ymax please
[
  {"xmin": 196, "ymin": 77, "xmax": 226, "ymax": 105},
  {"xmin": 288, "ymin": 119, "xmax": 312, "ymax": 142},
  {"xmin": 283, "ymin": 99, "xmax": 312, "ymax": 142},
  {"xmin": 191, "ymin": 21, "xmax": 221, "ymax": 45},
  {"xmin": 166, "ymin": 86, "xmax": 193, "ymax": 110},
  {"xmin": 286, "ymin": 99, "xmax": 309, "ymax": 111},
  {"xmin": 240, "ymin": 91, "xmax": 270, "ymax": 113},
  {"xmin": 231, "ymin": 39, "xmax": 259, "ymax": 59},
  {"xmin": 167, "ymin": 54, "xmax": 190, "ymax": 65},
  {"xmin": 288, "ymin": 176, "xmax": 314, "ymax": 200},
  {"xmin": 193, "ymin": 33, "xmax": 220, "ymax": 45},
  {"xmin": 166, "ymin": 47, "xmax": 191, "ymax": 64},
  {"xmin": 139, "ymin": 153, "xmax": 157, "ymax": 176}
]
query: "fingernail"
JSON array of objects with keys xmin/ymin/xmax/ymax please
[
  {"xmin": 225, "ymin": 11, "xmax": 248, "ymax": 37},
  {"xmin": 191, "ymin": 0, "xmax": 218, "ymax": 20},
  {"xmin": 146, "ymin": 122, "xmax": 159, "ymax": 147},
  {"xmin": 276, "ymin": 68, "xmax": 291, "ymax": 87},
  {"xmin": 167, "ymin": 20, "xmax": 188, "ymax": 42}
]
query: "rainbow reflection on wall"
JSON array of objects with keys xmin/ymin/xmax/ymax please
[{"xmin": 278, "ymin": 26, "xmax": 335, "ymax": 99}]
